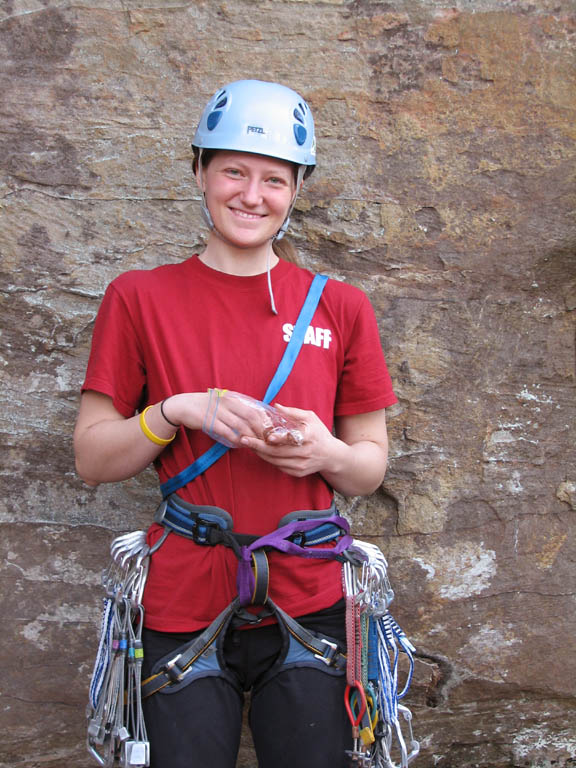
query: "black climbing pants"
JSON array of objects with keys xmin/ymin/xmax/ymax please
[{"xmin": 142, "ymin": 599, "xmax": 353, "ymax": 768}]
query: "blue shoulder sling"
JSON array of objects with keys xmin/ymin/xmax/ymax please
[{"xmin": 159, "ymin": 274, "xmax": 329, "ymax": 498}]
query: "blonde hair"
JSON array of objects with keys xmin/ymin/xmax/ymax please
[{"xmin": 273, "ymin": 237, "xmax": 300, "ymax": 265}]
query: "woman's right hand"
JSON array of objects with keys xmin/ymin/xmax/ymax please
[
  {"xmin": 164, "ymin": 390, "xmax": 267, "ymax": 448},
  {"xmin": 74, "ymin": 389, "xmax": 266, "ymax": 487}
]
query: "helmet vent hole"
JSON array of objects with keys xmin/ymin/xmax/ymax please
[
  {"xmin": 207, "ymin": 110, "xmax": 223, "ymax": 131},
  {"xmin": 293, "ymin": 108, "xmax": 304, "ymax": 125},
  {"xmin": 293, "ymin": 124, "xmax": 307, "ymax": 146},
  {"xmin": 215, "ymin": 94, "xmax": 228, "ymax": 109}
]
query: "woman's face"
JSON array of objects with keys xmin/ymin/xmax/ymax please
[{"xmin": 199, "ymin": 151, "xmax": 297, "ymax": 249}]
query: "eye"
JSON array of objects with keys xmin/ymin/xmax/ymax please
[{"xmin": 267, "ymin": 175, "xmax": 288, "ymax": 186}]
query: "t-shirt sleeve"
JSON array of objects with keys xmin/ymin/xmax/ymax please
[
  {"xmin": 334, "ymin": 291, "xmax": 397, "ymax": 416},
  {"xmin": 81, "ymin": 281, "xmax": 147, "ymax": 418}
]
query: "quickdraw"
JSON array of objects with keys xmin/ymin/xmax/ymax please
[
  {"xmin": 343, "ymin": 540, "xmax": 419, "ymax": 768},
  {"xmin": 87, "ymin": 532, "xmax": 151, "ymax": 767}
]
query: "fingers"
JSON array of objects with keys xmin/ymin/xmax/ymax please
[
  {"xmin": 240, "ymin": 435, "xmax": 317, "ymax": 478},
  {"xmin": 239, "ymin": 404, "xmax": 337, "ymax": 479},
  {"xmin": 202, "ymin": 390, "xmax": 274, "ymax": 447},
  {"xmin": 224, "ymin": 393, "xmax": 276, "ymax": 438},
  {"xmin": 273, "ymin": 403, "xmax": 310, "ymax": 420},
  {"xmin": 202, "ymin": 392, "xmax": 318, "ymax": 453},
  {"xmin": 241, "ymin": 435, "xmax": 304, "ymax": 456}
]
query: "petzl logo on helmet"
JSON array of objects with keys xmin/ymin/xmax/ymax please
[{"xmin": 247, "ymin": 125, "xmax": 265, "ymax": 134}]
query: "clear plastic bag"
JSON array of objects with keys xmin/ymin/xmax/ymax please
[{"xmin": 202, "ymin": 389, "xmax": 304, "ymax": 447}]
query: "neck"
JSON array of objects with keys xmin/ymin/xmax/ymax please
[{"xmin": 199, "ymin": 235, "xmax": 279, "ymax": 276}]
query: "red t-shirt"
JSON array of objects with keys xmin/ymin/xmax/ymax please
[{"xmin": 82, "ymin": 255, "xmax": 397, "ymax": 631}]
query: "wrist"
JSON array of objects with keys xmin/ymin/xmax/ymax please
[
  {"xmin": 139, "ymin": 404, "xmax": 178, "ymax": 446},
  {"xmin": 329, "ymin": 436, "xmax": 351, "ymax": 474},
  {"xmin": 161, "ymin": 392, "xmax": 209, "ymax": 432},
  {"xmin": 160, "ymin": 397, "xmax": 181, "ymax": 427},
  {"xmin": 318, "ymin": 435, "xmax": 349, "ymax": 480}
]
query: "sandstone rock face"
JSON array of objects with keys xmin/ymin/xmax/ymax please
[{"xmin": 1, "ymin": 1, "xmax": 574, "ymax": 766}]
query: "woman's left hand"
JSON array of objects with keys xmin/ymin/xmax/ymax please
[
  {"xmin": 240, "ymin": 403, "xmax": 338, "ymax": 478},
  {"xmin": 240, "ymin": 404, "xmax": 389, "ymax": 496}
]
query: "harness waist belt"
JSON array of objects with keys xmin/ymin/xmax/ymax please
[
  {"xmin": 155, "ymin": 495, "xmax": 348, "ymax": 550},
  {"xmin": 154, "ymin": 494, "xmax": 353, "ymax": 606}
]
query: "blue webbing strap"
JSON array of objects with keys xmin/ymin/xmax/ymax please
[
  {"xmin": 160, "ymin": 274, "xmax": 329, "ymax": 498},
  {"xmin": 261, "ymin": 274, "xmax": 329, "ymax": 403}
]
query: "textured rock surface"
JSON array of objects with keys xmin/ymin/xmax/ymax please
[{"xmin": 1, "ymin": 1, "xmax": 574, "ymax": 766}]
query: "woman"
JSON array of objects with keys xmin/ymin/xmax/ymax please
[{"xmin": 75, "ymin": 80, "xmax": 397, "ymax": 768}]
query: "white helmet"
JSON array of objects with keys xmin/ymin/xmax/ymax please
[{"xmin": 192, "ymin": 79, "xmax": 316, "ymax": 176}]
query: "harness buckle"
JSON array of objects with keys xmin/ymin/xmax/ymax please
[
  {"xmin": 196, "ymin": 523, "xmax": 210, "ymax": 545},
  {"xmin": 163, "ymin": 653, "xmax": 184, "ymax": 682},
  {"xmin": 314, "ymin": 638, "xmax": 339, "ymax": 666}
]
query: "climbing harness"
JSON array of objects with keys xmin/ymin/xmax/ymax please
[
  {"xmin": 87, "ymin": 509, "xmax": 419, "ymax": 768},
  {"xmin": 86, "ymin": 502, "xmax": 350, "ymax": 766},
  {"xmin": 139, "ymin": 498, "xmax": 353, "ymax": 701}
]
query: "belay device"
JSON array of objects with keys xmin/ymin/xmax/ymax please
[{"xmin": 85, "ymin": 274, "xmax": 419, "ymax": 767}]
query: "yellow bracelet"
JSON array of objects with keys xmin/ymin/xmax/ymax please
[{"xmin": 139, "ymin": 406, "xmax": 176, "ymax": 447}]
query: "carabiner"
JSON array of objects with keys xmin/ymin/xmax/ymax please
[{"xmin": 344, "ymin": 680, "xmax": 367, "ymax": 727}]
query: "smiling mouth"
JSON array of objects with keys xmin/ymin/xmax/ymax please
[{"xmin": 229, "ymin": 208, "xmax": 266, "ymax": 220}]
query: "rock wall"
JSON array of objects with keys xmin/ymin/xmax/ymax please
[{"xmin": 1, "ymin": 1, "xmax": 574, "ymax": 766}]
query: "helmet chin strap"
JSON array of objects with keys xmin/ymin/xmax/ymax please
[
  {"xmin": 197, "ymin": 150, "xmax": 216, "ymax": 231},
  {"xmin": 265, "ymin": 242, "xmax": 278, "ymax": 315},
  {"xmin": 275, "ymin": 164, "xmax": 307, "ymax": 241},
  {"xmin": 197, "ymin": 150, "xmax": 307, "ymax": 314}
]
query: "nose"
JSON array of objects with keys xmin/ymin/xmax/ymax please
[{"xmin": 239, "ymin": 176, "xmax": 263, "ymax": 207}]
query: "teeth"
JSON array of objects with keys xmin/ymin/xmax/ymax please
[{"xmin": 232, "ymin": 209, "xmax": 262, "ymax": 219}]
